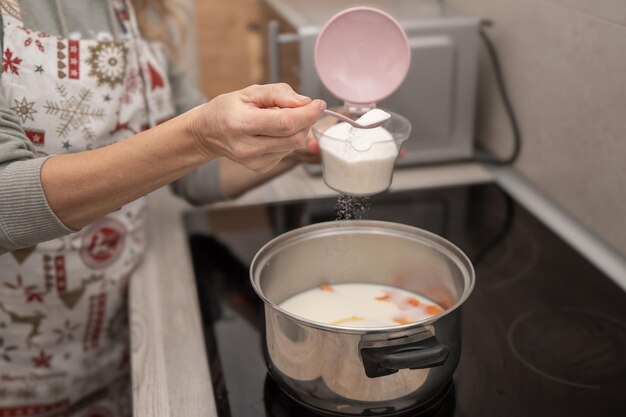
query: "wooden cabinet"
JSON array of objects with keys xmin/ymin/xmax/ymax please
[
  {"xmin": 194, "ymin": 0, "xmax": 265, "ymax": 98},
  {"xmin": 193, "ymin": 0, "xmax": 303, "ymax": 98}
]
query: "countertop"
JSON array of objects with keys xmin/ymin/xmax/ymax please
[{"xmin": 129, "ymin": 163, "xmax": 493, "ymax": 417}]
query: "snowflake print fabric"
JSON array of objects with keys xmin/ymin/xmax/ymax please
[
  {"xmin": 0, "ymin": 1, "xmax": 175, "ymax": 415},
  {"xmin": 10, "ymin": 97, "xmax": 36, "ymax": 123},
  {"xmin": 44, "ymin": 85, "xmax": 105, "ymax": 141},
  {"xmin": 87, "ymin": 42, "xmax": 128, "ymax": 88},
  {"xmin": 2, "ymin": 48, "xmax": 22, "ymax": 74},
  {"xmin": 18, "ymin": 25, "xmax": 49, "ymax": 52}
]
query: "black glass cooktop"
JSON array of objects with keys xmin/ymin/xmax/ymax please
[{"xmin": 186, "ymin": 183, "xmax": 626, "ymax": 417}]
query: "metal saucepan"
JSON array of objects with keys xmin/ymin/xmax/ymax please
[{"xmin": 250, "ymin": 220, "xmax": 474, "ymax": 415}]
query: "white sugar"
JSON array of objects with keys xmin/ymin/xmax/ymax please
[
  {"xmin": 319, "ymin": 110, "xmax": 399, "ymax": 195},
  {"xmin": 355, "ymin": 108, "xmax": 391, "ymax": 127}
]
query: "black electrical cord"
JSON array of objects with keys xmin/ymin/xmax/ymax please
[{"xmin": 473, "ymin": 21, "xmax": 522, "ymax": 166}]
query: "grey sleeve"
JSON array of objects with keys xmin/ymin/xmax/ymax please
[
  {"xmin": 170, "ymin": 158, "xmax": 225, "ymax": 206},
  {"xmin": 167, "ymin": 63, "xmax": 207, "ymax": 115},
  {"xmin": 0, "ymin": 92, "xmax": 74, "ymax": 255},
  {"xmin": 0, "ymin": 12, "xmax": 74, "ymax": 256},
  {"xmin": 167, "ymin": 65, "xmax": 227, "ymax": 206}
]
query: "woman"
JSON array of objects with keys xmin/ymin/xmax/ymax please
[{"xmin": 0, "ymin": 0, "xmax": 325, "ymax": 415}]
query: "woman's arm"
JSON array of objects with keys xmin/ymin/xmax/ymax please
[
  {"xmin": 40, "ymin": 110, "xmax": 206, "ymax": 229},
  {"xmin": 40, "ymin": 84, "xmax": 325, "ymax": 230}
]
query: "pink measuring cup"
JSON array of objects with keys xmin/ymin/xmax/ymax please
[{"xmin": 314, "ymin": 7, "xmax": 411, "ymax": 106}]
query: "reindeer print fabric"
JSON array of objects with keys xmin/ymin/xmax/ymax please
[{"xmin": 0, "ymin": 0, "xmax": 175, "ymax": 415}]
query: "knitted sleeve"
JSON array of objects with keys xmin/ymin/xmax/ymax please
[
  {"xmin": 0, "ymin": 89, "xmax": 74, "ymax": 255},
  {"xmin": 167, "ymin": 64, "xmax": 226, "ymax": 206}
]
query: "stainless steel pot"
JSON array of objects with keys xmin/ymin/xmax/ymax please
[{"xmin": 250, "ymin": 220, "xmax": 474, "ymax": 415}]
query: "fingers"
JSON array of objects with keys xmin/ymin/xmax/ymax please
[
  {"xmin": 307, "ymin": 137, "xmax": 320, "ymax": 155},
  {"xmin": 243, "ymin": 83, "xmax": 313, "ymax": 108},
  {"xmin": 249, "ymin": 99, "xmax": 326, "ymax": 137},
  {"xmin": 291, "ymin": 148, "xmax": 321, "ymax": 164},
  {"xmin": 239, "ymin": 150, "xmax": 288, "ymax": 173},
  {"xmin": 221, "ymin": 127, "xmax": 310, "ymax": 167},
  {"xmin": 247, "ymin": 127, "xmax": 311, "ymax": 153},
  {"xmin": 285, "ymin": 138, "xmax": 321, "ymax": 164}
]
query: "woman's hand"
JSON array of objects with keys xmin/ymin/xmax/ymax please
[
  {"xmin": 187, "ymin": 83, "xmax": 326, "ymax": 172},
  {"xmin": 216, "ymin": 136, "xmax": 321, "ymax": 200},
  {"xmin": 282, "ymin": 133, "xmax": 321, "ymax": 165}
]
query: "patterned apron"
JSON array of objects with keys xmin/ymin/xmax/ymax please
[{"xmin": 0, "ymin": 1, "xmax": 175, "ymax": 416}]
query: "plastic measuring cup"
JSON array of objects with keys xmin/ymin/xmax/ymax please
[
  {"xmin": 313, "ymin": 7, "xmax": 412, "ymax": 195},
  {"xmin": 313, "ymin": 107, "xmax": 412, "ymax": 196}
]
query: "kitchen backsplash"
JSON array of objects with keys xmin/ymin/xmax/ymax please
[{"xmin": 448, "ymin": 0, "xmax": 626, "ymax": 257}]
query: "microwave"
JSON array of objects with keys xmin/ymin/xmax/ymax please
[{"xmin": 264, "ymin": 0, "xmax": 480, "ymax": 166}]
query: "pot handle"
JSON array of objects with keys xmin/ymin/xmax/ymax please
[{"xmin": 360, "ymin": 336, "xmax": 449, "ymax": 378}]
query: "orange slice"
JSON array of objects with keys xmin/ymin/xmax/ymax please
[
  {"xmin": 393, "ymin": 316, "xmax": 414, "ymax": 325},
  {"xmin": 319, "ymin": 283, "xmax": 334, "ymax": 292},
  {"xmin": 332, "ymin": 316, "xmax": 363, "ymax": 325},
  {"xmin": 425, "ymin": 305, "xmax": 444, "ymax": 315},
  {"xmin": 406, "ymin": 297, "xmax": 420, "ymax": 307}
]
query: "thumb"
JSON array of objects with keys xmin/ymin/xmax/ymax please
[{"xmin": 244, "ymin": 83, "xmax": 312, "ymax": 109}]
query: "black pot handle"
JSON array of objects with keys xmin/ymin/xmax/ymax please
[
  {"xmin": 380, "ymin": 345, "xmax": 449, "ymax": 370},
  {"xmin": 360, "ymin": 336, "xmax": 449, "ymax": 378}
]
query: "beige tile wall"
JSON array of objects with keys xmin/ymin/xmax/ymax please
[{"xmin": 448, "ymin": 0, "xmax": 626, "ymax": 256}]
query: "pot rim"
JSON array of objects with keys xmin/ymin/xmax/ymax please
[{"xmin": 249, "ymin": 220, "xmax": 475, "ymax": 334}]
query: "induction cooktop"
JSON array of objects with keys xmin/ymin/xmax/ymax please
[{"xmin": 186, "ymin": 183, "xmax": 626, "ymax": 417}]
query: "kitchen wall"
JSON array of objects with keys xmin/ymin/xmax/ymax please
[{"xmin": 447, "ymin": 0, "xmax": 626, "ymax": 256}]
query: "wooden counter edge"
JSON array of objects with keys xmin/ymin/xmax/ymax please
[{"xmin": 131, "ymin": 187, "xmax": 216, "ymax": 417}]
